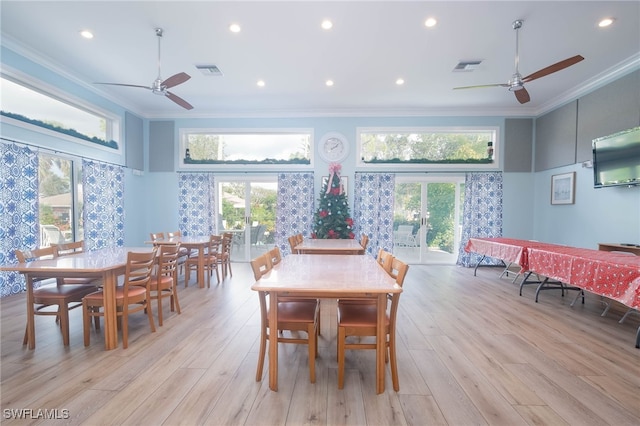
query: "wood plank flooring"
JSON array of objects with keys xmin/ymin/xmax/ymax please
[{"xmin": 1, "ymin": 262, "xmax": 639, "ymax": 425}]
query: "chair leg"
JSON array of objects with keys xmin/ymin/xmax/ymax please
[
  {"xmin": 337, "ymin": 326, "xmax": 346, "ymax": 389},
  {"xmin": 83, "ymin": 300, "xmax": 91, "ymax": 347},
  {"xmin": 172, "ymin": 287, "xmax": 181, "ymax": 315},
  {"xmin": 157, "ymin": 293, "xmax": 164, "ymax": 327},
  {"xmin": 146, "ymin": 300, "xmax": 156, "ymax": 334},
  {"xmin": 308, "ymin": 323, "xmax": 316, "ymax": 383},
  {"xmin": 389, "ymin": 331, "xmax": 399, "ymax": 392},
  {"xmin": 256, "ymin": 329, "xmax": 267, "ymax": 382},
  {"xmin": 59, "ymin": 304, "xmax": 70, "ymax": 346}
]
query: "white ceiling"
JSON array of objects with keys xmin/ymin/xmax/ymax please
[{"xmin": 1, "ymin": 1, "xmax": 639, "ymax": 119}]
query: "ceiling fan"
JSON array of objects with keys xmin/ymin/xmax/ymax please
[
  {"xmin": 453, "ymin": 20, "xmax": 584, "ymax": 104},
  {"xmin": 95, "ymin": 28, "xmax": 193, "ymax": 110}
]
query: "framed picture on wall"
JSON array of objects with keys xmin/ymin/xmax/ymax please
[{"xmin": 551, "ymin": 172, "xmax": 575, "ymax": 205}]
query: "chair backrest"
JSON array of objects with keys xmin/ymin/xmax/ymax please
[
  {"xmin": 288, "ymin": 235, "xmax": 299, "ymax": 254},
  {"xmin": 157, "ymin": 244, "xmax": 180, "ymax": 279},
  {"xmin": 221, "ymin": 232, "xmax": 233, "ymax": 254},
  {"xmin": 150, "ymin": 232, "xmax": 165, "ymax": 241},
  {"xmin": 250, "ymin": 253, "xmax": 272, "ymax": 281},
  {"xmin": 123, "ymin": 249, "xmax": 157, "ymax": 295},
  {"xmin": 208, "ymin": 235, "xmax": 222, "ymax": 255},
  {"xmin": 296, "ymin": 234, "xmax": 303, "ymax": 244},
  {"xmin": 376, "ymin": 249, "xmax": 394, "ymax": 274},
  {"xmin": 389, "ymin": 258, "xmax": 409, "ymax": 286},
  {"xmin": 15, "ymin": 246, "xmax": 57, "ymax": 263},
  {"xmin": 167, "ymin": 230, "xmax": 181, "ymax": 238},
  {"xmin": 54, "ymin": 241, "xmax": 84, "ymax": 256},
  {"xmin": 268, "ymin": 247, "xmax": 282, "ymax": 266},
  {"xmin": 360, "ymin": 234, "xmax": 369, "ymax": 250}
]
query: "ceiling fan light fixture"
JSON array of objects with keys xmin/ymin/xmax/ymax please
[
  {"xmin": 79, "ymin": 29, "xmax": 94, "ymax": 39},
  {"xmin": 424, "ymin": 17, "xmax": 437, "ymax": 27}
]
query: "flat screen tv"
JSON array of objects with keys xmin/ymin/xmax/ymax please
[{"xmin": 592, "ymin": 126, "xmax": 640, "ymax": 188}]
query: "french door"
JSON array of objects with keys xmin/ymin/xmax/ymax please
[
  {"xmin": 393, "ymin": 175, "xmax": 464, "ymax": 264},
  {"xmin": 217, "ymin": 176, "xmax": 278, "ymax": 262}
]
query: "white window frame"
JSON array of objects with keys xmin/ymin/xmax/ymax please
[
  {"xmin": 177, "ymin": 128, "xmax": 314, "ymax": 170},
  {"xmin": 356, "ymin": 126, "xmax": 500, "ymax": 170},
  {"xmin": 0, "ymin": 68, "xmax": 122, "ymax": 154}
]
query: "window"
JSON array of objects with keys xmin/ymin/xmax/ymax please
[
  {"xmin": 358, "ymin": 127, "xmax": 498, "ymax": 169},
  {"xmin": 38, "ymin": 153, "xmax": 83, "ymax": 247},
  {"xmin": 180, "ymin": 129, "xmax": 312, "ymax": 167},
  {"xmin": 0, "ymin": 75, "xmax": 120, "ymax": 150}
]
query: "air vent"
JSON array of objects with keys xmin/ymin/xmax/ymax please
[
  {"xmin": 195, "ymin": 64, "xmax": 223, "ymax": 76},
  {"xmin": 453, "ymin": 60, "xmax": 482, "ymax": 72}
]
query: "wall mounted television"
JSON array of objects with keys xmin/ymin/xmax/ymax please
[{"xmin": 592, "ymin": 126, "xmax": 640, "ymax": 188}]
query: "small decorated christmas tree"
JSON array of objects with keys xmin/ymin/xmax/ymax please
[{"xmin": 312, "ymin": 163, "xmax": 355, "ymax": 239}]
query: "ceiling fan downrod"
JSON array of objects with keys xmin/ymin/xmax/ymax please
[{"xmin": 509, "ymin": 20, "xmax": 525, "ymax": 91}]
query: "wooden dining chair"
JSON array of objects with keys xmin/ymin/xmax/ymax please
[
  {"xmin": 219, "ymin": 232, "xmax": 233, "ymax": 278},
  {"xmin": 337, "ymin": 258, "xmax": 409, "ymax": 391},
  {"xmin": 267, "ymin": 246, "xmax": 282, "ymax": 266},
  {"xmin": 251, "ymin": 253, "xmax": 319, "ymax": 383},
  {"xmin": 288, "ymin": 235, "xmax": 300, "ymax": 254},
  {"xmin": 360, "ymin": 234, "xmax": 369, "ymax": 251},
  {"xmin": 16, "ymin": 247, "xmax": 99, "ymax": 348},
  {"xmin": 166, "ymin": 230, "xmax": 190, "ymax": 276},
  {"xmin": 149, "ymin": 244, "xmax": 181, "ymax": 326},
  {"xmin": 377, "ymin": 248, "xmax": 394, "ymax": 274},
  {"xmin": 149, "ymin": 232, "xmax": 165, "ymax": 242},
  {"xmin": 53, "ymin": 241, "xmax": 101, "ymax": 286},
  {"xmin": 82, "ymin": 248, "xmax": 157, "ymax": 349},
  {"xmin": 185, "ymin": 235, "xmax": 220, "ymax": 287}
]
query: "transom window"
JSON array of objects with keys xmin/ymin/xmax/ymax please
[
  {"xmin": 179, "ymin": 129, "xmax": 312, "ymax": 167},
  {"xmin": 358, "ymin": 127, "xmax": 498, "ymax": 168},
  {"xmin": 0, "ymin": 75, "xmax": 119, "ymax": 150}
]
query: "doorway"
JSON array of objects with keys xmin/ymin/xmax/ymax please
[
  {"xmin": 217, "ymin": 176, "xmax": 278, "ymax": 262},
  {"xmin": 393, "ymin": 175, "xmax": 464, "ymax": 264}
]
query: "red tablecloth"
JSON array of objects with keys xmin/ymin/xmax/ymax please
[{"xmin": 464, "ymin": 237, "xmax": 568, "ymax": 272}]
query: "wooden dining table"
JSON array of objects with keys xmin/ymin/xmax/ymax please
[
  {"xmin": 147, "ymin": 235, "xmax": 210, "ymax": 288},
  {"xmin": 294, "ymin": 238, "xmax": 365, "ymax": 255},
  {"xmin": 251, "ymin": 254, "xmax": 401, "ymax": 394},
  {"xmin": 0, "ymin": 246, "xmax": 154, "ymax": 350}
]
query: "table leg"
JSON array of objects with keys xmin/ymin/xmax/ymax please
[
  {"xmin": 376, "ymin": 293, "xmax": 386, "ymax": 394},
  {"xmin": 268, "ymin": 291, "xmax": 279, "ymax": 391},
  {"xmin": 25, "ymin": 275, "xmax": 36, "ymax": 350},
  {"xmin": 102, "ymin": 270, "xmax": 118, "ymax": 350}
]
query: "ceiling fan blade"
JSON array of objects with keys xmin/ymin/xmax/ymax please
[
  {"xmin": 522, "ymin": 55, "xmax": 584, "ymax": 83},
  {"xmin": 94, "ymin": 82, "xmax": 152, "ymax": 90},
  {"xmin": 514, "ymin": 87, "xmax": 531, "ymax": 104},
  {"xmin": 162, "ymin": 72, "xmax": 191, "ymax": 89},
  {"xmin": 166, "ymin": 91, "xmax": 194, "ymax": 110},
  {"xmin": 453, "ymin": 83, "xmax": 508, "ymax": 90}
]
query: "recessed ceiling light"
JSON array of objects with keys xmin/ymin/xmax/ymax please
[
  {"xmin": 79, "ymin": 30, "xmax": 94, "ymax": 39},
  {"xmin": 598, "ymin": 17, "xmax": 615, "ymax": 27},
  {"xmin": 257, "ymin": 80, "xmax": 265, "ymax": 87},
  {"xmin": 396, "ymin": 78, "xmax": 405, "ymax": 85},
  {"xmin": 325, "ymin": 80, "xmax": 334, "ymax": 87},
  {"xmin": 321, "ymin": 20, "xmax": 333, "ymax": 30},
  {"xmin": 424, "ymin": 17, "xmax": 437, "ymax": 28},
  {"xmin": 229, "ymin": 23, "xmax": 241, "ymax": 33}
]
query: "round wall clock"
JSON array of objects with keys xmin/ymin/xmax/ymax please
[{"xmin": 318, "ymin": 132, "xmax": 349, "ymax": 163}]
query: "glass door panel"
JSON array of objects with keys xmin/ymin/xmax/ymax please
[
  {"xmin": 218, "ymin": 178, "xmax": 277, "ymax": 262},
  {"xmin": 393, "ymin": 177, "xmax": 463, "ymax": 264}
]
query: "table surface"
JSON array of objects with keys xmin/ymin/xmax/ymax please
[
  {"xmin": 251, "ymin": 254, "xmax": 400, "ymax": 394},
  {"xmin": 294, "ymin": 238, "xmax": 364, "ymax": 254}
]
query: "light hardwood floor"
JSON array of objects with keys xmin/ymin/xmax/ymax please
[{"xmin": 1, "ymin": 262, "xmax": 639, "ymax": 425}]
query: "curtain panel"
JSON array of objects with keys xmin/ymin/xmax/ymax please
[
  {"xmin": 456, "ymin": 172, "xmax": 503, "ymax": 267},
  {"xmin": 177, "ymin": 173, "xmax": 216, "ymax": 236},
  {"xmin": 82, "ymin": 160, "xmax": 125, "ymax": 250},
  {"xmin": 276, "ymin": 173, "xmax": 315, "ymax": 255},
  {"xmin": 0, "ymin": 142, "xmax": 39, "ymax": 296},
  {"xmin": 353, "ymin": 173, "xmax": 395, "ymax": 256}
]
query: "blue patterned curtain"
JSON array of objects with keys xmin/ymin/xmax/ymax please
[
  {"xmin": 0, "ymin": 142, "xmax": 39, "ymax": 296},
  {"xmin": 276, "ymin": 173, "xmax": 315, "ymax": 255},
  {"xmin": 83, "ymin": 160, "xmax": 125, "ymax": 250},
  {"xmin": 177, "ymin": 173, "xmax": 216, "ymax": 236},
  {"xmin": 456, "ymin": 172, "xmax": 503, "ymax": 267},
  {"xmin": 353, "ymin": 173, "xmax": 395, "ymax": 256}
]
